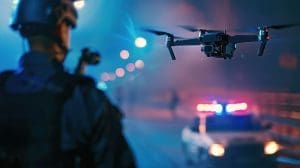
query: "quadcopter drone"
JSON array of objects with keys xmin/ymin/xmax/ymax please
[{"xmin": 144, "ymin": 24, "xmax": 299, "ymax": 60}]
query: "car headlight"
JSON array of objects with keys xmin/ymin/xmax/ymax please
[
  {"xmin": 264, "ymin": 141, "xmax": 280, "ymax": 155},
  {"xmin": 209, "ymin": 144, "xmax": 225, "ymax": 157}
]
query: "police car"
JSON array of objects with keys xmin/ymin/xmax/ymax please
[{"xmin": 181, "ymin": 101, "xmax": 279, "ymax": 168}]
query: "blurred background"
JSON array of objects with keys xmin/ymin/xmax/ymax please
[
  {"xmin": 1, "ymin": 0, "xmax": 300, "ymax": 167},
  {"xmin": 1, "ymin": 0, "xmax": 300, "ymax": 97}
]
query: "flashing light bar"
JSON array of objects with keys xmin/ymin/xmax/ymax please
[
  {"xmin": 226, "ymin": 103, "xmax": 248, "ymax": 113},
  {"xmin": 197, "ymin": 103, "xmax": 223, "ymax": 113},
  {"xmin": 197, "ymin": 102, "xmax": 248, "ymax": 114}
]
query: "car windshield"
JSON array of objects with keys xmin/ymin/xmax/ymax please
[{"xmin": 206, "ymin": 114, "xmax": 264, "ymax": 132}]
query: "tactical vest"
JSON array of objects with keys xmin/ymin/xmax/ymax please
[
  {"xmin": 0, "ymin": 70, "xmax": 136, "ymax": 168},
  {"xmin": 0, "ymin": 70, "xmax": 73, "ymax": 168}
]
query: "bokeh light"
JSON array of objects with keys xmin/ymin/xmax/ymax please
[
  {"xmin": 74, "ymin": 0, "xmax": 85, "ymax": 9},
  {"xmin": 109, "ymin": 73, "xmax": 116, "ymax": 81},
  {"xmin": 120, "ymin": 49, "xmax": 130, "ymax": 60},
  {"xmin": 116, "ymin": 68, "xmax": 125, "ymax": 77},
  {"xmin": 135, "ymin": 60, "xmax": 144, "ymax": 69},
  {"xmin": 101, "ymin": 72, "xmax": 110, "ymax": 82},
  {"xmin": 12, "ymin": 0, "xmax": 19, "ymax": 5},
  {"xmin": 126, "ymin": 63, "xmax": 135, "ymax": 72},
  {"xmin": 135, "ymin": 37, "xmax": 147, "ymax": 48}
]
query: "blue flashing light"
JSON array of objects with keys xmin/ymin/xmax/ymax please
[
  {"xmin": 215, "ymin": 104, "xmax": 223, "ymax": 115},
  {"xmin": 197, "ymin": 102, "xmax": 248, "ymax": 115}
]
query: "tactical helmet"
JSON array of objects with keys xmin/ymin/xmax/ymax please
[{"xmin": 11, "ymin": 0, "xmax": 78, "ymax": 37}]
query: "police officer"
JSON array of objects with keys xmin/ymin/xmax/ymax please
[{"xmin": 0, "ymin": 0, "xmax": 135, "ymax": 167}]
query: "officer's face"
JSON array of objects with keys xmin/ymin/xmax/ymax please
[
  {"xmin": 54, "ymin": 22, "xmax": 71, "ymax": 62},
  {"xmin": 60, "ymin": 22, "xmax": 71, "ymax": 50}
]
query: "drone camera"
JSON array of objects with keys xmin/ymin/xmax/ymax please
[{"xmin": 201, "ymin": 45, "xmax": 214, "ymax": 53}]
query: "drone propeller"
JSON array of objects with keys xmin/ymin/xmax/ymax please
[
  {"xmin": 142, "ymin": 28, "xmax": 172, "ymax": 36},
  {"xmin": 142, "ymin": 28, "xmax": 183, "ymax": 39},
  {"xmin": 265, "ymin": 24, "xmax": 300, "ymax": 30},
  {"xmin": 232, "ymin": 23, "xmax": 300, "ymax": 34},
  {"xmin": 178, "ymin": 25, "xmax": 223, "ymax": 33}
]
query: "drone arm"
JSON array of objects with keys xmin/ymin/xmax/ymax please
[
  {"xmin": 258, "ymin": 41, "xmax": 267, "ymax": 56},
  {"xmin": 173, "ymin": 38, "xmax": 201, "ymax": 46},
  {"xmin": 167, "ymin": 46, "xmax": 176, "ymax": 60},
  {"xmin": 230, "ymin": 35, "xmax": 258, "ymax": 43},
  {"xmin": 166, "ymin": 38, "xmax": 200, "ymax": 60}
]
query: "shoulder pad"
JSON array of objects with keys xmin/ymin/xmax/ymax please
[
  {"xmin": 0, "ymin": 70, "xmax": 15, "ymax": 77},
  {"xmin": 0, "ymin": 70, "xmax": 15, "ymax": 86},
  {"xmin": 74, "ymin": 75, "xmax": 96, "ymax": 87},
  {"xmin": 58, "ymin": 73, "xmax": 96, "ymax": 88}
]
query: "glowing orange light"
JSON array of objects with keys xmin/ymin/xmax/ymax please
[
  {"xmin": 264, "ymin": 141, "xmax": 280, "ymax": 155},
  {"xmin": 196, "ymin": 103, "xmax": 223, "ymax": 113},
  {"xmin": 209, "ymin": 144, "xmax": 225, "ymax": 157}
]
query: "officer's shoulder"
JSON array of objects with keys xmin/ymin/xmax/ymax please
[
  {"xmin": 62, "ymin": 73, "xmax": 108, "ymax": 97},
  {"xmin": 0, "ymin": 70, "xmax": 15, "ymax": 82},
  {"xmin": 76, "ymin": 75, "xmax": 95, "ymax": 87},
  {"xmin": 66, "ymin": 74, "xmax": 96, "ymax": 88},
  {"xmin": 0, "ymin": 70, "xmax": 15, "ymax": 77}
]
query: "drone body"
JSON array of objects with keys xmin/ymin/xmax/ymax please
[{"xmin": 144, "ymin": 24, "xmax": 298, "ymax": 60}]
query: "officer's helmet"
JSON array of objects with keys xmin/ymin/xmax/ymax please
[{"xmin": 10, "ymin": 0, "xmax": 78, "ymax": 37}]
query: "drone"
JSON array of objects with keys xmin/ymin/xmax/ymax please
[{"xmin": 144, "ymin": 24, "xmax": 299, "ymax": 60}]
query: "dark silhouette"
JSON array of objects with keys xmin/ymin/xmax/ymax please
[
  {"xmin": 169, "ymin": 89, "xmax": 180, "ymax": 119},
  {"xmin": 0, "ymin": 0, "xmax": 135, "ymax": 167}
]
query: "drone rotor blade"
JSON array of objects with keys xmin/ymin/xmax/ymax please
[
  {"xmin": 178, "ymin": 25, "xmax": 199, "ymax": 32},
  {"xmin": 267, "ymin": 24, "xmax": 300, "ymax": 30},
  {"xmin": 142, "ymin": 28, "xmax": 186, "ymax": 40},
  {"xmin": 205, "ymin": 29, "xmax": 224, "ymax": 33},
  {"xmin": 258, "ymin": 41, "xmax": 267, "ymax": 56},
  {"xmin": 178, "ymin": 25, "xmax": 222, "ymax": 33},
  {"xmin": 142, "ymin": 28, "xmax": 172, "ymax": 36},
  {"xmin": 167, "ymin": 46, "xmax": 176, "ymax": 60}
]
